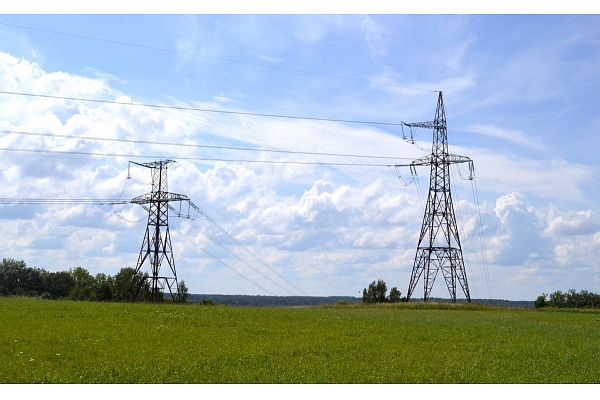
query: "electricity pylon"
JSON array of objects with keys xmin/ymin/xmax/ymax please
[
  {"xmin": 129, "ymin": 160, "xmax": 197, "ymax": 302},
  {"xmin": 395, "ymin": 92, "xmax": 474, "ymax": 302}
]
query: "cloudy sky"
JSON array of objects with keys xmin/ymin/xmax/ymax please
[{"xmin": 0, "ymin": 11, "xmax": 599, "ymax": 300}]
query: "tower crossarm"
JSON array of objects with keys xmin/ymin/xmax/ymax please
[
  {"xmin": 393, "ymin": 154, "xmax": 473, "ymax": 171},
  {"xmin": 401, "ymin": 121, "xmax": 441, "ymax": 143},
  {"xmin": 392, "ymin": 155, "xmax": 434, "ymax": 168},
  {"xmin": 401, "ymin": 121, "xmax": 439, "ymax": 129},
  {"xmin": 446, "ymin": 154, "xmax": 473, "ymax": 165},
  {"xmin": 130, "ymin": 192, "xmax": 190, "ymax": 205},
  {"xmin": 130, "ymin": 160, "xmax": 176, "ymax": 169}
]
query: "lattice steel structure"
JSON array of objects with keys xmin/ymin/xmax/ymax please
[
  {"xmin": 130, "ymin": 160, "xmax": 195, "ymax": 302},
  {"xmin": 395, "ymin": 92, "xmax": 474, "ymax": 302}
]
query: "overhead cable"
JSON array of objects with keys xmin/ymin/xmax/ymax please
[
  {"xmin": 173, "ymin": 227, "xmax": 274, "ymax": 296},
  {"xmin": 0, "ymin": 129, "xmax": 412, "ymax": 161},
  {"xmin": 174, "ymin": 161, "xmax": 357, "ymax": 296},
  {"xmin": 0, "ymin": 146, "xmax": 395, "ymax": 167},
  {"xmin": 0, "ymin": 198, "xmax": 128, "ymax": 205},
  {"xmin": 183, "ymin": 219, "xmax": 298, "ymax": 296},
  {"xmin": 0, "ymin": 90, "xmax": 405, "ymax": 126},
  {"xmin": 0, "ymin": 22, "xmax": 437, "ymax": 93},
  {"xmin": 198, "ymin": 210, "xmax": 308, "ymax": 296}
]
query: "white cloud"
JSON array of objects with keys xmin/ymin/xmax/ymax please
[
  {"xmin": 85, "ymin": 68, "xmax": 127, "ymax": 85},
  {"xmin": 459, "ymin": 147, "xmax": 595, "ymax": 204},
  {"xmin": 465, "ymin": 124, "xmax": 544, "ymax": 150},
  {"xmin": 360, "ymin": 16, "xmax": 387, "ymax": 58},
  {"xmin": 485, "ymin": 192, "xmax": 551, "ymax": 266},
  {"xmin": 544, "ymin": 208, "xmax": 600, "ymax": 237},
  {"xmin": 1, "ymin": 42, "xmax": 599, "ymax": 300}
]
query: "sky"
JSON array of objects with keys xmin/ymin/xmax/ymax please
[{"xmin": 0, "ymin": 10, "xmax": 599, "ymax": 300}]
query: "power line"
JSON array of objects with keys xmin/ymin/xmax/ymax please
[
  {"xmin": 0, "ymin": 129, "xmax": 412, "ymax": 161},
  {"xmin": 0, "ymin": 146, "xmax": 397, "ymax": 167},
  {"xmin": 0, "ymin": 90, "xmax": 408, "ymax": 127},
  {"xmin": 198, "ymin": 210, "xmax": 308, "ymax": 296},
  {"xmin": 173, "ymin": 160, "xmax": 363, "ymax": 297},
  {"xmin": 0, "ymin": 22, "xmax": 436, "ymax": 93},
  {"xmin": 172, "ymin": 227, "xmax": 274, "ymax": 296},
  {"xmin": 0, "ymin": 198, "xmax": 127, "ymax": 205},
  {"xmin": 183, "ymin": 218, "xmax": 299, "ymax": 296},
  {"xmin": 472, "ymin": 176, "xmax": 493, "ymax": 299}
]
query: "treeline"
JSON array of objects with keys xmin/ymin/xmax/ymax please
[
  {"xmin": 0, "ymin": 258, "xmax": 188, "ymax": 303},
  {"xmin": 415, "ymin": 298, "xmax": 535, "ymax": 308},
  {"xmin": 188, "ymin": 294, "xmax": 535, "ymax": 308},
  {"xmin": 188, "ymin": 294, "xmax": 361, "ymax": 306},
  {"xmin": 535, "ymin": 289, "xmax": 600, "ymax": 309}
]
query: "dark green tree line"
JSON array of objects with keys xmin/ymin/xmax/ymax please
[
  {"xmin": 362, "ymin": 279, "xmax": 403, "ymax": 304},
  {"xmin": 535, "ymin": 289, "xmax": 600, "ymax": 309},
  {"xmin": 0, "ymin": 258, "xmax": 186, "ymax": 303}
]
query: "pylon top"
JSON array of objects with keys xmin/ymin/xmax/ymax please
[{"xmin": 130, "ymin": 160, "xmax": 176, "ymax": 169}]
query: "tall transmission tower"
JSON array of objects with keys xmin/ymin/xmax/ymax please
[
  {"xmin": 129, "ymin": 160, "xmax": 197, "ymax": 302},
  {"xmin": 395, "ymin": 92, "xmax": 474, "ymax": 302}
]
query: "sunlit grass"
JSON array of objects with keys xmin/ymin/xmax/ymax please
[{"xmin": 1, "ymin": 297, "xmax": 599, "ymax": 383}]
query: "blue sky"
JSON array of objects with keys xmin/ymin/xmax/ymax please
[{"xmin": 0, "ymin": 12, "xmax": 599, "ymax": 300}]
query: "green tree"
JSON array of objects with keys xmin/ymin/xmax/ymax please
[
  {"xmin": 0, "ymin": 258, "xmax": 43, "ymax": 296},
  {"xmin": 69, "ymin": 267, "xmax": 97, "ymax": 301},
  {"xmin": 113, "ymin": 267, "xmax": 149, "ymax": 302},
  {"xmin": 548, "ymin": 290, "xmax": 566, "ymax": 307},
  {"xmin": 177, "ymin": 280, "xmax": 189, "ymax": 303},
  {"xmin": 43, "ymin": 271, "xmax": 75, "ymax": 299},
  {"xmin": 362, "ymin": 279, "xmax": 388, "ymax": 303},
  {"xmin": 389, "ymin": 287, "xmax": 402, "ymax": 303},
  {"xmin": 534, "ymin": 294, "xmax": 548, "ymax": 308},
  {"xmin": 92, "ymin": 273, "xmax": 114, "ymax": 302}
]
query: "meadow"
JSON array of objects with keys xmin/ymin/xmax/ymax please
[{"xmin": 1, "ymin": 297, "xmax": 599, "ymax": 383}]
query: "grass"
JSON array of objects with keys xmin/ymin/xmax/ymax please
[{"xmin": 1, "ymin": 297, "xmax": 599, "ymax": 383}]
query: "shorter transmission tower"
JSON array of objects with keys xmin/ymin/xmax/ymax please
[
  {"xmin": 395, "ymin": 92, "xmax": 474, "ymax": 303},
  {"xmin": 129, "ymin": 160, "xmax": 197, "ymax": 302}
]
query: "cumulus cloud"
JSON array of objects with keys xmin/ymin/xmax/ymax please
[
  {"xmin": 544, "ymin": 208, "xmax": 600, "ymax": 237},
  {"xmin": 485, "ymin": 192, "xmax": 551, "ymax": 266}
]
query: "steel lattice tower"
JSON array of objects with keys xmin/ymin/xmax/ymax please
[
  {"xmin": 129, "ymin": 160, "xmax": 194, "ymax": 302},
  {"xmin": 395, "ymin": 92, "xmax": 474, "ymax": 302}
]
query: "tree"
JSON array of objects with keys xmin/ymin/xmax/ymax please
[
  {"xmin": 69, "ymin": 267, "xmax": 97, "ymax": 301},
  {"xmin": 534, "ymin": 294, "xmax": 548, "ymax": 308},
  {"xmin": 362, "ymin": 279, "xmax": 388, "ymax": 303},
  {"xmin": 113, "ymin": 267, "xmax": 148, "ymax": 302},
  {"xmin": 2, "ymin": 259, "xmax": 46, "ymax": 297},
  {"xmin": 43, "ymin": 271, "xmax": 75, "ymax": 299},
  {"xmin": 93, "ymin": 273, "xmax": 114, "ymax": 302},
  {"xmin": 177, "ymin": 280, "xmax": 189, "ymax": 303},
  {"xmin": 389, "ymin": 287, "xmax": 402, "ymax": 303},
  {"xmin": 548, "ymin": 290, "xmax": 566, "ymax": 307}
]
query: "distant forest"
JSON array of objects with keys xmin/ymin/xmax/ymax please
[{"xmin": 189, "ymin": 293, "xmax": 535, "ymax": 308}]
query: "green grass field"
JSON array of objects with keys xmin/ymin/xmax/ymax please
[{"xmin": 1, "ymin": 297, "xmax": 599, "ymax": 383}]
